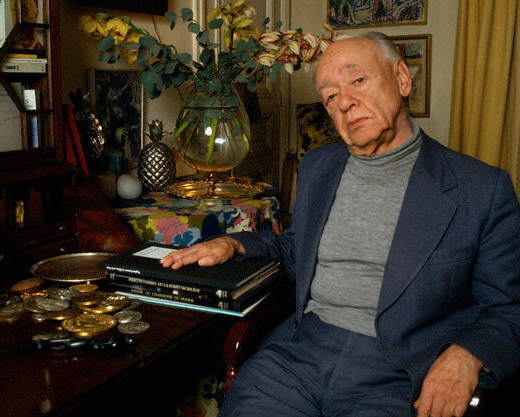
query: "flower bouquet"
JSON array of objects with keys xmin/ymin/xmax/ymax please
[{"xmin": 80, "ymin": 0, "xmax": 332, "ymax": 194}]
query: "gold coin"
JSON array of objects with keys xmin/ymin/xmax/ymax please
[
  {"xmin": 10, "ymin": 277, "xmax": 45, "ymax": 293},
  {"xmin": 46, "ymin": 306, "xmax": 82, "ymax": 320},
  {"xmin": 78, "ymin": 304, "xmax": 111, "ymax": 314},
  {"xmin": 62, "ymin": 313, "xmax": 116, "ymax": 335},
  {"xmin": 72, "ymin": 291, "xmax": 107, "ymax": 306},
  {"xmin": 70, "ymin": 283, "xmax": 98, "ymax": 293}
]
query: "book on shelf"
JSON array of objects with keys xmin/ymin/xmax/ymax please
[
  {"xmin": 99, "ymin": 242, "xmax": 280, "ymax": 291},
  {"xmin": 0, "ymin": 57, "xmax": 47, "ymax": 73}
]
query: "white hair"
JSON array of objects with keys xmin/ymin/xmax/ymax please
[{"xmin": 333, "ymin": 31, "xmax": 402, "ymax": 63}]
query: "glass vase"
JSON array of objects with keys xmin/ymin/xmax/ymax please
[{"xmin": 174, "ymin": 92, "xmax": 251, "ymax": 173}]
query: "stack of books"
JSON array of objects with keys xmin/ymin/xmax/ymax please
[{"xmin": 99, "ymin": 242, "xmax": 281, "ymax": 317}]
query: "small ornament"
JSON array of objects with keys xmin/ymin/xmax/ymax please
[
  {"xmin": 117, "ymin": 174, "xmax": 142, "ymax": 199},
  {"xmin": 137, "ymin": 120, "xmax": 176, "ymax": 191}
]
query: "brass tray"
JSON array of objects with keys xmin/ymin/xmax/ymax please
[
  {"xmin": 30, "ymin": 252, "xmax": 115, "ymax": 283},
  {"xmin": 166, "ymin": 174, "xmax": 270, "ymax": 200}
]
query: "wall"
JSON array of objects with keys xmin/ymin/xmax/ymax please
[
  {"xmin": 59, "ymin": 0, "xmax": 197, "ymax": 176},
  {"xmin": 288, "ymin": 0, "xmax": 460, "ymax": 148}
]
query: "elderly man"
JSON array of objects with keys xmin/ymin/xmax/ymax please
[{"xmin": 161, "ymin": 33, "xmax": 520, "ymax": 417}]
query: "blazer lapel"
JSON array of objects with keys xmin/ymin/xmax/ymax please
[{"xmin": 377, "ymin": 135, "xmax": 458, "ymax": 314}]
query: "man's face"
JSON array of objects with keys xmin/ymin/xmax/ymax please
[{"xmin": 315, "ymin": 38, "xmax": 412, "ymax": 156}]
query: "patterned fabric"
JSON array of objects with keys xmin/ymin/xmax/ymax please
[
  {"xmin": 296, "ymin": 102, "xmax": 341, "ymax": 162},
  {"xmin": 115, "ymin": 192, "xmax": 282, "ymax": 246}
]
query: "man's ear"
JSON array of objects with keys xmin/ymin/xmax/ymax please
[{"xmin": 394, "ymin": 59, "xmax": 413, "ymax": 98}]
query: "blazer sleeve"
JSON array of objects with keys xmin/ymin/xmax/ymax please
[
  {"xmin": 452, "ymin": 169, "xmax": 520, "ymax": 383},
  {"xmin": 228, "ymin": 153, "xmax": 315, "ymax": 281}
]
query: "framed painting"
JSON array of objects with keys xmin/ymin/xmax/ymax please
[
  {"xmin": 327, "ymin": 0, "xmax": 427, "ymax": 29},
  {"xmin": 77, "ymin": 1, "xmax": 168, "ymax": 16},
  {"xmin": 88, "ymin": 69, "xmax": 143, "ymax": 170},
  {"xmin": 390, "ymin": 34, "xmax": 431, "ymax": 118}
]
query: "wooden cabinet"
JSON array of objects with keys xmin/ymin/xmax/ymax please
[{"xmin": 0, "ymin": 0, "xmax": 138, "ymax": 280}]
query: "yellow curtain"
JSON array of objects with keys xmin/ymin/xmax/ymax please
[{"xmin": 449, "ymin": 0, "xmax": 520, "ymax": 191}]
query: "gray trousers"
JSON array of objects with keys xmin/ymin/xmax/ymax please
[{"xmin": 218, "ymin": 313, "xmax": 415, "ymax": 417}]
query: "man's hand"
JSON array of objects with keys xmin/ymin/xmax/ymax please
[
  {"xmin": 160, "ymin": 237, "xmax": 245, "ymax": 269},
  {"xmin": 414, "ymin": 344, "xmax": 482, "ymax": 417}
]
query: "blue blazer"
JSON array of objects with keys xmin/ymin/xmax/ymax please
[{"xmin": 233, "ymin": 132, "xmax": 520, "ymax": 391}]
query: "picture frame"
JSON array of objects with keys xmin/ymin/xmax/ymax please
[
  {"xmin": 327, "ymin": 0, "xmax": 427, "ymax": 29},
  {"xmin": 390, "ymin": 34, "xmax": 431, "ymax": 118},
  {"xmin": 77, "ymin": 0, "xmax": 168, "ymax": 16},
  {"xmin": 88, "ymin": 69, "xmax": 144, "ymax": 170}
]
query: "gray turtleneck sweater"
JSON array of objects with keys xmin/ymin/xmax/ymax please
[{"xmin": 305, "ymin": 118, "xmax": 422, "ymax": 337}]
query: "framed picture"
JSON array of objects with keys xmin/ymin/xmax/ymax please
[
  {"xmin": 77, "ymin": 0, "xmax": 168, "ymax": 16},
  {"xmin": 390, "ymin": 34, "xmax": 431, "ymax": 118},
  {"xmin": 88, "ymin": 69, "xmax": 143, "ymax": 170},
  {"xmin": 327, "ymin": 0, "xmax": 427, "ymax": 29}
]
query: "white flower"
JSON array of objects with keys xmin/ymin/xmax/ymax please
[{"xmin": 258, "ymin": 52, "xmax": 276, "ymax": 67}]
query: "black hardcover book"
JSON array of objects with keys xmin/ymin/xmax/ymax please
[
  {"xmin": 99, "ymin": 242, "xmax": 278, "ymax": 291},
  {"xmin": 105, "ymin": 270, "xmax": 280, "ymax": 312},
  {"xmin": 105, "ymin": 261, "xmax": 281, "ymax": 300}
]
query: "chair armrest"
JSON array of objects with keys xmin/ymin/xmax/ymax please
[{"xmin": 222, "ymin": 282, "xmax": 295, "ymax": 392}]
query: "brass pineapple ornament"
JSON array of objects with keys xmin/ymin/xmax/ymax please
[{"xmin": 137, "ymin": 120, "xmax": 176, "ymax": 191}]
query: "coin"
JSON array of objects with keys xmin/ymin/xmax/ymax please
[
  {"xmin": 32, "ymin": 331, "xmax": 72, "ymax": 341},
  {"xmin": 62, "ymin": 313, "xmax": 117, "ymax": 335},
  {"xmin": 78, "ymin": 293, "xmax": 129, "ymax": 314},
  {"xmin": 10, "ymin": 277, "xmax": 45, "ymax": 293},
  {"xmin": 46, "ymin": 306, "xmax": 82, "ymax": 320},
  {"xmin": 72, "ymin": 291, "xmax": 107, "ymax": 306},
  {"xmin": 47, "ymin": 287, "xmax": 79, "ymax": 301},
  {"xmin": 113, "ymin": 310, "xmax": 142, "ymax": 324},
  {"xmin": 34, "ymin": 297, "xmax": 69, "ymax": 312},
  {"xmin": 23, "ymin": 296, "xmax": 48, "ymax": 313},
  {"xmin": 118, "ymin": 320, "xmax": 150, "ymax": 335},
  {"xmin": 70, "ymin": 283, "xmax": 98, "ymax": 293},
  {"xmin": 31, "ymin": 313, "xmax": 48, "ymax": 322}
]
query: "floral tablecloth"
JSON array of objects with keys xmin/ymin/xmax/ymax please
[{"xmin": 115, "ymin": 192, "xmax": 282, "ymax": 246}]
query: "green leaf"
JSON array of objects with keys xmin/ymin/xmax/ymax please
[
  {"xmin": 274, "ymin": 20, "xmax": 282, "ymax": 29},
  {"xmin": 207, "ymin": 78, "xmax": 222, "ymax": 93},
  {"xmin": 98, "ymin": 51, "xmax": 111, "ymax": 62},
  {"xmin": 181, "ymin": 8, "xmax": 193, "ymax": 21},
  {"xmin": 247, "ymin": 81, "xmax": 257, "ymax": 93},
  {"xmin": 188, "ymin": 22, "xmax": 200, "ymax": 33},
  {"xmin": 150, "ymin": 44, "xmax": 161, "ymax": 56},
  {"xmin": 164, "ymin": 61, "xmax": 177, "ymax": 74},
  {"xmin": 209, "ymin": 18, "xmax": 223, "ymax": 29},
  {"xmin": 109, "ymin": 49, "xmax": 121, "ymax": 63},
  {"xmin": 269, "ymin": 71, "xmax": 277, "ymax": 82},
  {"xmin": 197, "ymin": 31, "xmax": 209, "ymax": 44},
  {"xmin": 140, "ymin": 69, "xmax": 163, "ymax": 98},
  {"xmin": 96, "ymin": 36, "xmax": 115, "ymax": 52},
  {"xmin": 151, "ymin": 62, "xmax": 165, "ymax": 72},
  {"xmin": 263, "ymin": 17, "xmax": 270, "ymax": 26},
  {"xmin": 199, "ymin": 49, "xmax": 212, "ymax": 65},
  {"xmin": 140, "ymin": 35, "xmax": 157, "ymax": 48},
  {"xmin": 165, "ymin": 11, "xmax": 177, "ymax": 23},
  {"xmin": 171, "ymin": 71, "xmax": 186, "ymax": 87},
  {"xmin": 122, "ymin": 42, "xmax": 139, "ymax": 50},
  {"xmin": 272, "ymin": 61, "xmax": 283, "ymax": 72},
  {"xmin": 176, "ymin": 53, "xmax": 192, "ymax": 64}
]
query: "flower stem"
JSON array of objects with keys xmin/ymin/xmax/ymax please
[{"xmin": 205, "ymin": 118, "xmax": 218, "ymax": 164}]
